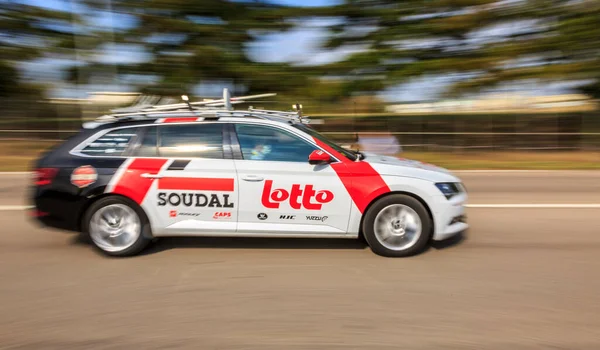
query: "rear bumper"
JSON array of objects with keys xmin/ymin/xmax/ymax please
[
  {"xmin": 31, "ymin": 210, "xmax": 79, "ymax": 232},
  {"xmin": 30, "ymin": 186, "xmax": 83, "ymax": 232}
]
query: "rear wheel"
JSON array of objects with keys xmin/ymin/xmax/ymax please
[
  {"xmin": 83, "ymin": 196, "xmax": 152, "ymax": 257},
  {"xmin": 362, "ymin": 194, "xmax": 432, "ymax": 257}
]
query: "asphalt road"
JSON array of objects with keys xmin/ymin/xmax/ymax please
[{"xmin": 1, "ymin": 171, "xmax": 599, "ymax": 349}]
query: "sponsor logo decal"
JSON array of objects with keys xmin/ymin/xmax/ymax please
[
  {"xmin": 169, "ymin": 210, "xmax": 200, "ymax": 218},
  {"xmin": 179, "ymin": 212, "xmax": 200, "ymax": 217},
  {"xmin": 279, "ymin": 215, "xmax": 295, "ymax": 220},
  {"xmin": 261, "ymin": 180, "xmax": 334, "ymax": 210},
  {"xmin": 306, "ymin": 215, "xmax": 328, "ymax": 222},
  {"xmin": 257, "ymin": 213, "xmax": 268, "ymax": 220},
  {"xmin": 71, "ymin": 165, "xmax": 98, "ymax": 188},
  {"xmin": 158, "ymin": 193, "xmax": 234, "ymax": 208},
  {"xmin": 213, "ymin": 212, "xmax": 232, "ymax": 219}
]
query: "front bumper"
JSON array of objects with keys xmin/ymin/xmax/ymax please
[{"xmin": 432, "ymin": 192, "xmax": 468, "ymax": 241}]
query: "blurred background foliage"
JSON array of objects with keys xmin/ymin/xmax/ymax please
[
  {"xmin": 1, "ymin": 0, "xmax": 600, "ymax": 169},
  {"xmin": 1, "ymin": 0, "xmax": 599, "ymax": 105}
]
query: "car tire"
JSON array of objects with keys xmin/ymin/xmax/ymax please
[
  {"xmin": 362, "ymin": 194, "xmax": 432, "ymax": 257},
  {"xmin": 83, "ymin": 196, "xmax": 152, "ymax": 257}
]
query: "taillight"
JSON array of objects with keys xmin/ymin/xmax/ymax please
[
  {"xmin": 35, "ymin": 168, "xmax": 58, "ymax": 186},
  {"xmin": 29, "ymin": 209, "xmax": 49, "ymax": 218}
]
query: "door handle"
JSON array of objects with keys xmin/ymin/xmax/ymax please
[
  {"xmin": 141, "ymin": 173, "xmax": 163, "ymax": 179},
  {"xmin": 242, "ymin": 175, "xmax": 264, "ymax": 182}
]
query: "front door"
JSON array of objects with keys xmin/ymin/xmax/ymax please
[{"xmin": 231, "ymin": 123, "xmax": 352, "ymax": 235}]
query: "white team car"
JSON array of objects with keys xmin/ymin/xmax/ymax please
[{"xmin": 31, "ymin": 90, "xmax": 468, "ymax": 257}]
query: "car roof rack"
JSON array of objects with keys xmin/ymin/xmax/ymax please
[{"xmin": 87, "ymin": 88, "xmax": 310, "ymax": 127}]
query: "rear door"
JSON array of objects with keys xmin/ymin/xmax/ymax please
[
  {"xmin": 117, "ymin": 122, "xmax": 238, "ymax": 236},
  {"xmin": 230, "ymin": 122, "xmax": 352, "ymax": 236}
]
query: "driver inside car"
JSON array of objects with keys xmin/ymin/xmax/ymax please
[{"xmin": 249, "ymin": 143, "xmax": 272, "ymax": 160}]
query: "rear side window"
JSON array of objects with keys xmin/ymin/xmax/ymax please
[
  {"xmin": 135, "ymin": 126, "xmax": 158, "ymax": 157},
  {"xmin": 80, "ymin": 128, "xmax": 138, "ymax": 156},
  {"xmin": 158, "ymin": 123, "xmax": 224, "ymax": 159}
]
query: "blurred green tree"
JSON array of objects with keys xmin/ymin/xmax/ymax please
[
  {"xmin": 448, "ymin": 0, "xmax": 600, "ymax": 98},
  {"xmin": 0, "ymin": 1, "xmax": 78, "ymax": 98},
  {"xmin": 75, "ymin": 0, "xmax": 307, "ymax": 97},
  {"xmin": 305, "ymin": 0, "xmax": 600, "ymax": 99},
  {"xmin": 5, "ymin": 0, "xmax": 598, "ymax": 105}
]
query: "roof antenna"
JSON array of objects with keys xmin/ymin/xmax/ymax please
[
  {"xmin": 293, "ymin": 103, "xmax": 303, "ymax": 117},
  {"xmin": 223, "ymin": 88, "xmax": 232, "ymax": 111},
  {"xmin": 181, "ymin": 95, "xmax": 193, "ymax": 110}
]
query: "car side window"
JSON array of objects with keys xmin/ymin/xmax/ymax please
[
  {"xmin": 158, "ymin": 123, "xmax": 224, "ymax": 159},
  {"xmin": 80, "ymin": 128, "xmax": 139, "ymax": 156},
  {"xmin": 135, "ymin": 126, "xmax": 158, "ymax": 157},
  {"xmin": 234, "ymin": 124, "xmax": 317, "ymax": 162}
]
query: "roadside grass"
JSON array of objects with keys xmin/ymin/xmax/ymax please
[
  {"xmin": 0, "ymin": 157, "xmax": 37, "ymax": 171},
  {"xmin": 0, "ymin": 141, "xmax": 57, "ymax": 171},
  {"xmin": 0, "ymin": 141, "xmax": 598, "ymax": 171}
]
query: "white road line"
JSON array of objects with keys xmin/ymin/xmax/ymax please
[
  {"xmin": 0, "ymin": 205, "xmax": 33, "ymax": 211},
  {"xmin": 455, "ymin": 170, "xmax": 600, "ymax": 174},
  {"xmin": 467, "ymin": 204, "xmax": 600, "ymax": 208}
]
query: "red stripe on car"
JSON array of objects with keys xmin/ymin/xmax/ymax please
[
  {"xmin": 331, "ymin": 162, "xmax": 390, "ymax": 214},
  {"xmin": 162, "ymin": 117, "xmax": 197, "ymax": 123},
  {"xmin": 111, "ymin": 158, "xmax": 168, "ymax": 204},
  {"xmin": 157, "ymin": 177, "xmax": 234, "ymax": 191},
  {"xmin": 312, "ymin": 137, "xmax": 390, "ymax": 213}
]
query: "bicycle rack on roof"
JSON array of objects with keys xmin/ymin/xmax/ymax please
[{"xmin": 91, "ymin": 88, "xmax": 309, "ymax": 125}]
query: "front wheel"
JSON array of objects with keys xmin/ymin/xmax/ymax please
[
  {"xmin": 362, "ymin": 194, "xmax": 432, "ymax": 257},
  {"xmin": 83, "ymin": 196, "xmax": 152, "ymax": 257}
]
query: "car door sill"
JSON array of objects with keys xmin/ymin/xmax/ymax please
[{"xmin": 153, "ymin": 232, "xmax": 359, "ymax": 239}]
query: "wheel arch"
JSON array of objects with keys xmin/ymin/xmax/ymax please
[
  {"xmin": 77, "ymin": 191, "xmax": 151, "ymax": 235},
  {"xmin": 358, "ymin": 190, "xmax": 435, "ymax": 239}
]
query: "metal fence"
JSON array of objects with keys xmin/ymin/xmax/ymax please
[
  {"xmin": 311, "ymin": 113, "xmax": 600, "ymax": 152},
  {"xmin": 321, "ymin": 131, "xmax": 600, "ymax": 152},
  {"xmin": 1, "ymin": 98, "xmax": 599, "ymax": 152}
]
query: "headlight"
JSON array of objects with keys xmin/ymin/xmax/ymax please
[{"xmin": 435, "ymin": 182, "xmax": 462, "ymax": 199}]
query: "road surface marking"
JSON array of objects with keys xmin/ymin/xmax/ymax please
[
  {"xmin": 0, "ymin": 205, "xmax": 33, "ymax": 211},
  {"xmin": 455, "ymin": 170, "xmax": 599, "ymax": 174}
]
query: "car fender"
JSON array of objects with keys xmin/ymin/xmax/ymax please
[{"xmin": 346, "ymin": 175, "xmax": 442, "ymax": 235}]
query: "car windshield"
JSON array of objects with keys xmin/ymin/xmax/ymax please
[{"xmin": 292, "ymin": 123, "xmax": 358, "ymax": 162}]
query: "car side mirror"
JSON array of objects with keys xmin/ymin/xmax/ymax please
[{"xmin": 308, "ymin": 150, "xmax": 332, "ymax": 165}]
